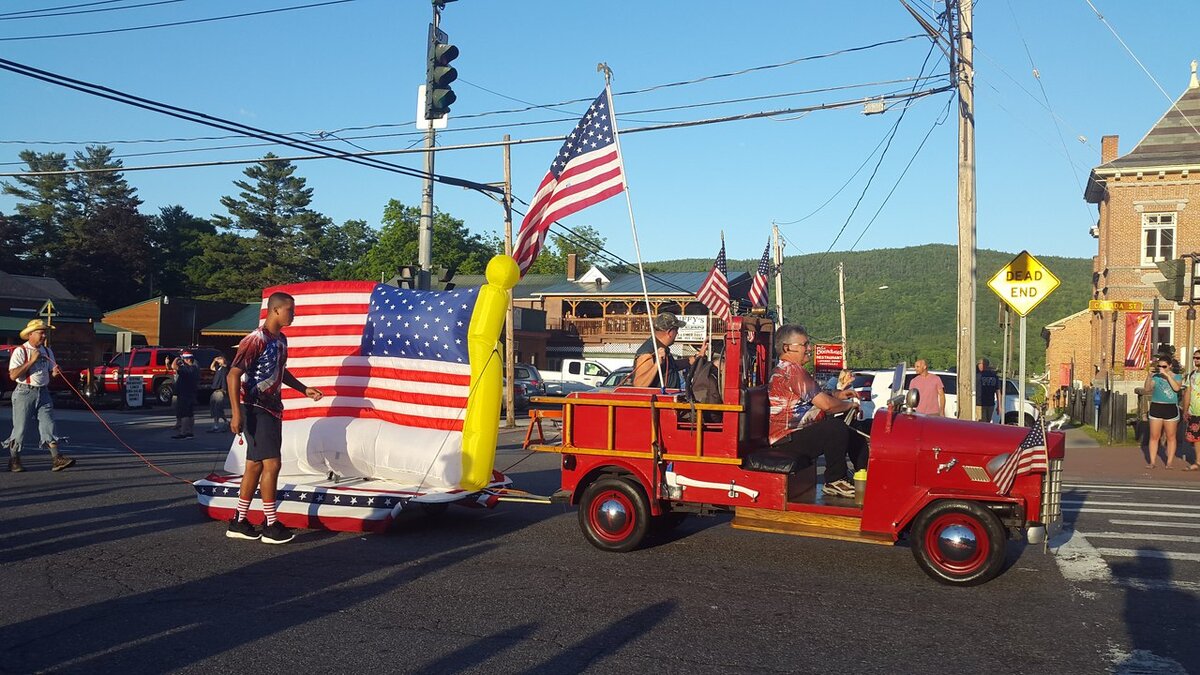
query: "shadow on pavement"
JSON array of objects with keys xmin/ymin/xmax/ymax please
[{"xmin": 1111, "ymin": 547, "xmax": 1198, "ymax": 674}]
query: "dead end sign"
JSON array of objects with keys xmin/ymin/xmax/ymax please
[{"xmin": 987, "ymin": 250, "xmax": 1060, "ymax": 316}]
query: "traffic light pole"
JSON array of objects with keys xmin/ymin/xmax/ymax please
[{"xmin": 418, "ymin": 125, "xmax": 435, "ymax": 291}]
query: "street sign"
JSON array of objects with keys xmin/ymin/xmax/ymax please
[
  {"xmin": 416, "ymin": 85, "xmax": 449, "ymax": 130},
  {"xmin": 676, "ymin": 315, "xmax": 708, "ymax": 343},
  {"xmin": 987, "ymin": 250, "xmax": 1061, "ymax": 317},
  {"xmin": 1088, "ymin": 300, "xmax": 1144, "ymax": 312}
]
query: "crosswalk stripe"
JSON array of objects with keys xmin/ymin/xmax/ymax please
[
  {"xmin": 1063, "ymin": 507, "xmax": 1200, "ymax": 518},
  {"xmin": 1064, "ymin": 482, "xmax": 1200, "ymax": 494},
  {"xmin": 1062, "ymin": 499, "xmax": 1200, "ymax": 510},
  {"xmin": 1087, "ymin": 531, "xmax": 1200, "ymax": 544},
  {"xmin": 1094, "ymin": 548, "xmax": 1200, "ymax": 563},
  {"xmin": 1109, "ymin": 519, "xmax": 1200, "ymax": 530}
]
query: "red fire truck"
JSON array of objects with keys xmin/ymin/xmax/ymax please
[{"xmin": 529, "ymin": 316, "xmax": 1065, "ymax": 586}]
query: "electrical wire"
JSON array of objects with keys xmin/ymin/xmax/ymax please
[
  {"xmin": 0, "ymin": 0, "xmax": 126, "ymax": 18},
  {"xmin": 0, "ymin": 0, "xmax": 356, "ymax": 41},
  {"xmin": 0, "ymin": 0, "xmax": 187, "ymax": 21}
]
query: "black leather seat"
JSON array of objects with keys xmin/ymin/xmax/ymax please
[{"xmin": 742, "ymin": 449, "xmax": 814, "ymax": 474}]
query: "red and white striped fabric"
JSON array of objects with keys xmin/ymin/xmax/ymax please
[
  {"xmin": 224, "ymin": 280, "xmax": 476, "ymax": 488},
  {"xmin": 513, "ymin": 89, "xmax": 625, "ymax": 276},
  {"xmin": 1124, "ymin": 312, "xmax": 1152, "ymax": 368},
  {"xmin": 993, "ymin": 421, "xmax": 1048, "ymax": 495},
  {"xmin": 696, "ymin": 238, "xmax": 730, "ymax": 321}
]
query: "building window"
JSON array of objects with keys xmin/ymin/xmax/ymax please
[
  {"xmin": 1153, "ymin": 310, "xmax": 1174, "ymax": 355},
  {"xmin": 1141, "ymin": 212, "xmax": 1175, "ymax": 265}
]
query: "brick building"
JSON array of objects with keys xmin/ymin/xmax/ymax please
[{"xmin": 1045, "ymin": 63, "xmax": 1200, "ymax": 400}]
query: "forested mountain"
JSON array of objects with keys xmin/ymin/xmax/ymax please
[{"xmin": 649, "ymin": 244, "xmax": 1093, "ymax": 373}]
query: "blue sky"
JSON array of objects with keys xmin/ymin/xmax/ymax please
[{"xmin": 1, "ymin": 0, "xmax": 1196, "ymax": 268}]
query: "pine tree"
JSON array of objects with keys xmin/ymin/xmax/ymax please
[{"xmin": 1, "ymin": 151, "xmax": 71, "ymax": 274}]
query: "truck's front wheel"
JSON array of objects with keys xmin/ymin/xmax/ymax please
[
  {"xmin": 578, "ymin": 477, "xmax": 650, "ymax": 553},
  {"xmin": 911, "ymin": 500, "xmax": 1006, "ymax": 586}
]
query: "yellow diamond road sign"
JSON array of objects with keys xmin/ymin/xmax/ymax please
[{"xmin": 988, "ymin": 250, "xmax": 1060, "ymax": 316}]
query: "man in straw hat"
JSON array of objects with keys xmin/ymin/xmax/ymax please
[{"xmin": 4, "ymin": 319, "xmax": 74, "ymax": 472}]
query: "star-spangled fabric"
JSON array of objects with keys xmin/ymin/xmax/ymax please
[
  {"xmin": 513, "ymin": 89, "xmax": 626, "ymax": 276},
  {"xmin": 992, "ymin": 420, "xmax": 1048, "ymax": 495},
  {"xmin": 696, "ymin": 238, "xmax": 731, "ymax": 321},
  {"xmin": 224, "ymin": 281, "xmax": 481, "ymax": 487},
  {"xmin": 748, "ymin": 241, "xmax": 771, "ymax": 308}
]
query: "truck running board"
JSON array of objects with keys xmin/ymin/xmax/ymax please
[{"xmin": 731, "ymin": 507, "xmax": 893, "ymax": 546}]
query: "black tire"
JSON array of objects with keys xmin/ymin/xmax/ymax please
[
  {"xmin": 155, "ymin": 379, "xmax": 174, "ymax": 406},
  {"xmin": 578, "ymin": 476, "xmax": 650, "ymax": 553},
  {"xmin": 1023, "ymin": 414, "xmax": 1035, "ymax": 427},
  {"xmin": 1006, "ymin": 412, "xmax": 1035, "ymax": 427},
  {"xmin": 910, "ymin": 500, "xmax": 1007, "ymax": 586}
]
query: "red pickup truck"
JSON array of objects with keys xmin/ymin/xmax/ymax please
[{"xmin": 81, "ymin": 346, "xmax": 222, "ymax": 405}]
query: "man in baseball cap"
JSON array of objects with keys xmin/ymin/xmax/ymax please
[{"xmin": 632, "ymin": 311, "xmax": 707, "ymax": 388}]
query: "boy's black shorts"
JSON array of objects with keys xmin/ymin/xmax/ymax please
[{"xmin": 243, "ymin": 405, "xmax": 283, "ymax": 461}]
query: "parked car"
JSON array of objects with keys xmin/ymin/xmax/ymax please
[
  {"xmin": 858, "ymin": 366, "xmax": 1039, "ymax": 426},
  {"xmin": 543, "ymin": 358, "xmax": 610, "ymax": 393},
  {"xmin": 596, "ymin": 366, "xmax": 634, "ymax": 390},
  {"xmin": 513, "ymin": 364, "xmax": 546, "ymax": 397},
  {"xmin": 501, "ymin": 381, "xmax": 532, "ymax": 414},
  {"xmin": 81, "ymin": 346, "xmax": 222, "ymax": 405}
]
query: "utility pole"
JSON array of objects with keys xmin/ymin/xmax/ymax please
[
  {"xmin": 837, "ymin": 261, "xmax": 848, "ymax": 363},
  {"xmin": 416, "ymin": 2, "xmax": 442, "ymax": 291},
  {"xmin": 773, "ymin": 222, "xmax": 785, "ymax": 323},
  {"xmin": 953, "ymin": 0, "xmax": 977, "ymax": 419},
  {"xmin": 503, "ymin": 135, "xmax": 516, "ymax": 428}
]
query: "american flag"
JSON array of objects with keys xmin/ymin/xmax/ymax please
[
  {"xmin": 1124, "ymin": 312, "xmax": 1151, "ymax": 368},
  {"xmin": 513, "ymin": 89, "xmax": 625, "ymax": 276},
  {"xmin": 236, "ymin": 281, "xmax": 481, "ymax": 485},
  {"xmin": 992, "ymin": 421, "xmax": 1048, "ymax": 495},
  {"xmin": 696, "ymin": 238, "xmax": 731, "ymax": 321},
  {"xmin": 748, "ymin": 241, "xmax": 771, "ymax": 307}
]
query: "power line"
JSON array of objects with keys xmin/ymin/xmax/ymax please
[
  {"xmin": 0, "ymin": 0, "xmax": 187, "ymax": 21},
  {"xmin": 0, "ymin": 86, "xmax": 952, "ymax": 178},
  {"xmin": 0, "ymin": 0, "xmax": 356, "ymax": 41},
  {"xmin": 0, "ymin": 0, "xmax": 126, "ymax": 18}
]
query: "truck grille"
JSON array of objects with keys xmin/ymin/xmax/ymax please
[{"xmin": 1041, "ymin": 458, "xmax": 1063, "ymax": 538}]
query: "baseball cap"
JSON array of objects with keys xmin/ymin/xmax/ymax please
[
  {"xmin": 180, "ymin": 351, "xmax": 194, "ymax": 359},
  {"xmin": 653, "ymin": 312, "xmax": 685, "ymax": 331}
]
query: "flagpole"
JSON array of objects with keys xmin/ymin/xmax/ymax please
[{"xmin": 600, "ymin": 63, "xmax": 668, "ymax": 391}]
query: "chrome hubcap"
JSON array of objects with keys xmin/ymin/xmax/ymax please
[
  {"xmin": 935, "ymin": 524, "xmax": 978, "ymax": 562},
  {"xmin": 596, "ymin": 498, "xmax": 629, "ymax": 534}
]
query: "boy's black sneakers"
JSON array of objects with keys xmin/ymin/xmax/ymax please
[
  {"xmin": 226, "ymin": 518, "xmax": 260, "ymax": 540},
  {"xmin": 260, "ymin": 522, "xmax": 295, "ymax": 545}
]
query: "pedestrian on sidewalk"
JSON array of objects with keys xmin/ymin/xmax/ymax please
[
  {"xmin": 172, "ymin": 352, "xmax": 200, "ymax": 439},
  {"xmin": 1181, "ymin": 348, "xmax": 1200, "ymax": 471},
  {"xmin": 208, "ymin": 355, "xmax": 229, "ymax": 433},
  {"xmin": 910, "ymin": 358, "xmax": 945, "ymax": 416},
  {"xmin": 3, "ymin": 319, "xmax": 74, "ymax": 472},
  {"xmin": 1145, "ymin": 355, "xmax": 1183, "ymax": 469},
  {"xmin": 976, "ymin": 358, "xmax": 1001, "ymax": 423}
]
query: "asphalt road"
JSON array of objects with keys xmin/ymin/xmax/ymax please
[{"xmin": 0, "ymin": 403, "xmax": 1190, "ymax": 674}]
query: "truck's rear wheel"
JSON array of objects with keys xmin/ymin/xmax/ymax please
[
  {"xmin": 911, "ymin": 500, "xmax": 1006, "ymax": 586},
  {"xmin": 578, "ymin": 477, "xmax": 649, "ymax": 553},
  {"xmin": 1004, "ymin": 412, "xmax": 1036, "ymax": 427},
  {"xmin": 156, "ymin": 379, "xmax": 174, "ymax": 406}
]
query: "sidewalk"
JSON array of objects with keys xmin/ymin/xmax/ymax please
[{"xmin": 1061, "ymin": 425, "xmax": 1200, "ymax": 486}]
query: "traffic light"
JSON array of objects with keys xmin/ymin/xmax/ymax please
[
  {"xmin": 438, "ymin": 263, "xmax": 458, "ymax": 291},
  {"xmin": 1154, "ymin": 258, "xmax": 1187, "ymax": 302},
  {"xmin": 425, "ymin": 24, "xmax": 458, "ymax": 120}
]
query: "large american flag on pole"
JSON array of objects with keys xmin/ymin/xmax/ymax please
[
  {"xmin": 748, "ymin": 240, "xmax": 771, "ymax": 308},
  {"xmin": 696, "ymin": 238, "xmax": 731, "ymax": 322},
  {"xmin": 992, "ymin": 421, "xmax": 1049, "ymax": 495},
  {"xmin": 513, "ymin": 89, "xmax": 626, "ymax": 276},
  {"xmin": 226, "ymin": 281, "xmax": 480, "ymax": 487}
]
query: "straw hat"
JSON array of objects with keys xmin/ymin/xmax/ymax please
[{"xmin": 19, "ymin": 319, "xmax": 55, "ymax": 340}]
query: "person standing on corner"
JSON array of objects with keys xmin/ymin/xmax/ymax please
[
  {"xmin": 171, "ymin": 352, "xmax": 200, "ymax": 439},
  {"xmin": 208, "ymin": 355, "xmax": 230, "ymax": 433},
  {"xmin": 976, "ymin": 358, "xmax": 1001, "ymax": 423},
  {"xmin": 4, "ymin": 319, "xmax": 74, "ymax": 472},
  {"xmin": 910, "ymin": 358, "xmax": 945, "ymax": 416},
  {"xmin": 226, "ymin": 292, "xmax": 323, "ymax": 544}
]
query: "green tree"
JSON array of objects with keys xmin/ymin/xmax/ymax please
[
  {"xmin": 1, "ymin": 150, "xmax": 71, "ymax": 273},
  {"xmin": 355, "ymin": 199, "xmax": 500, "ymax": 281},
  {"xmin": 0, "ymin": 211, "xmax": 29, "ymax": 274},
  {"xmin": 526, "ymin": 224, "xmax": 607, "ymax": 274},
  {"xmin": 323, "ymin": 219, "xmax": 379, "ymax": 279},
  {"xmin": 151, "ymin": 205, "xmax": 216, "ymax": 297}
]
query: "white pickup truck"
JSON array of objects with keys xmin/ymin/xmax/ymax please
[
  {"xmin": 852, "ymin": 367, "xmax": 1041, "ymax": 426},
  {"xmin": 544, "ymin": 358, "xmax": 611, "ymax": 394}
]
